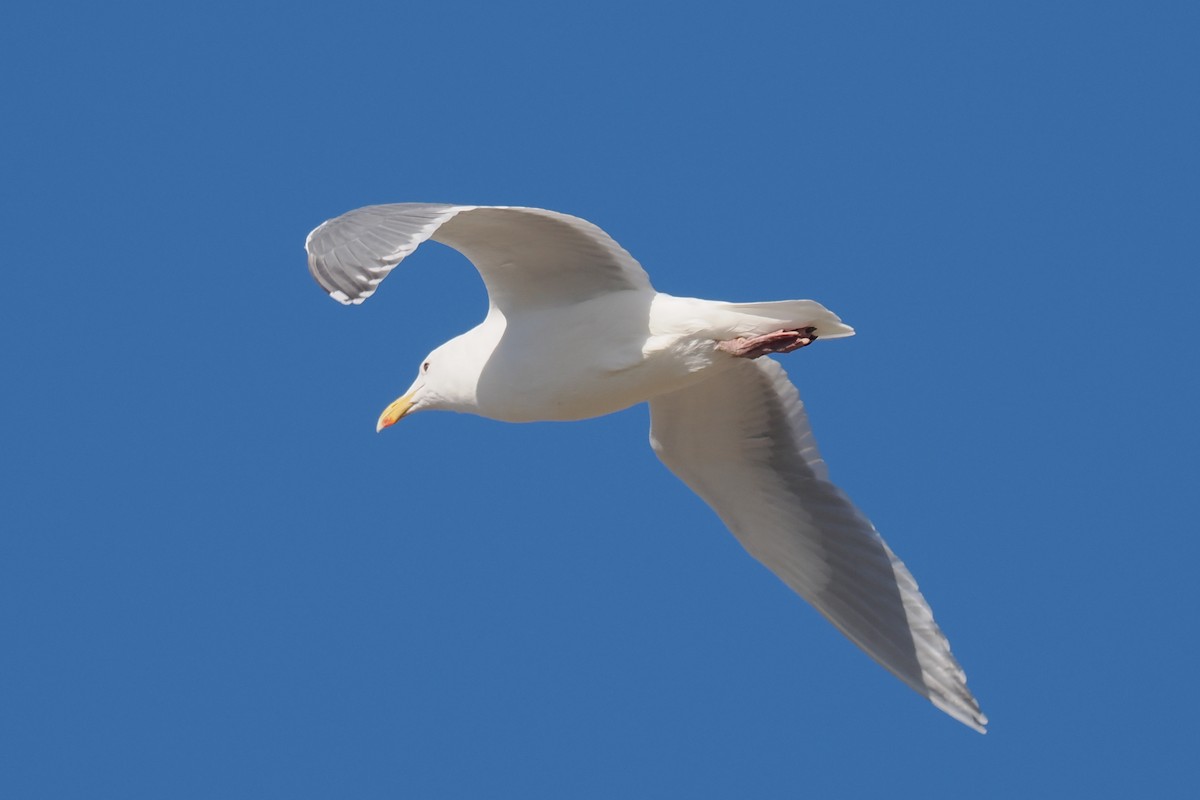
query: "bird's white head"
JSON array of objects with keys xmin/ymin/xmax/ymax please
[{"xmin": 375, "ymin": 338, "xmax": 476, "ymax": 432}]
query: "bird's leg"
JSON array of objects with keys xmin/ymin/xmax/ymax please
[{"xmin": 716, "ymin": 327, "xmax": 819, "ymax": 359}]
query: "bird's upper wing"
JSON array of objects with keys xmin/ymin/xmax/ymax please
[
  {"xmin": 648, "ymin": 358, "xmax": 987, "ymax": 732},
  {"xmin": 305, "ymin": 204, "xmax": 653, "ymax": 312}
]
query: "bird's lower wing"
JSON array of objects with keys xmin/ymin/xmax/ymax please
[{"xmin": 648, "ymin": 358, "xmax": 986, "ymax": 732}]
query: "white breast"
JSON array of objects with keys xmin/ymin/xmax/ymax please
[{"xmin": 468, "ymin": 291, "xmax": 728, "ymax": 422}]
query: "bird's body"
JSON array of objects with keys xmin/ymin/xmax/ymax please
[
  {"xmin": 306, "ymin": 203, "xmax": 987, "ymax": 732},
  {"xmin": 430, "ymin": 293, "xmax": 848, "ymax": 422}
]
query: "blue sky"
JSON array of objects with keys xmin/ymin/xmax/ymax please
[{"xmin": 3, "ymin": 2, "xmax": 1197, "ymax": 797}]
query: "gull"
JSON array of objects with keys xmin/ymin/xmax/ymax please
[{"xmin": 305, "ymin": 203, "xmax": 987, "ymax": 732}]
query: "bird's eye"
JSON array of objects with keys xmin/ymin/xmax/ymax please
[{"xmin": 422, "ymin": 361, "xmax": 430, "ymax": 373}]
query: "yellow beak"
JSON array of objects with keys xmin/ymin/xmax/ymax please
[{"xmin": 376, "ymin": 391, "xmax": 416, "ymax": 432}]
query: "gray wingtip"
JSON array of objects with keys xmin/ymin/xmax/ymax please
[
  {"xmin": 929, "ymin": 689, "xmax": 988, "ymax": 733},
  {"xmin": 305, "ymin": 203, "xmax": 466, "ymax": 307}
]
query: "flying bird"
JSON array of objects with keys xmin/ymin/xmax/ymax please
[{"xmin": 305, "ymin": 203, "xmax": 987, "ymax": 732}]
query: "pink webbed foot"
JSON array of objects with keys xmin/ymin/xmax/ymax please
[{"xmin": 716, "ymin": 327, "xmax": 819, "ymax": 359}]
